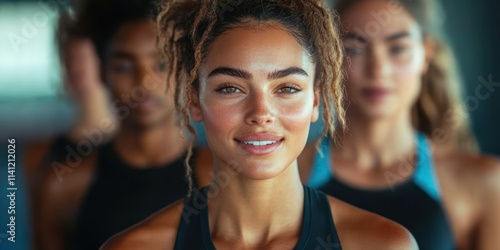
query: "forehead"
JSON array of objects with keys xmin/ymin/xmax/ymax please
[
  {"xmin": 110, "ymin": 20, "xmax": 158, "ymax": 54},
  {"xmin": 340, "ymin": 0, "xmax": 421, "ymax": 40},
  {"xmin": 202, "ymin": 25, "xmax": 314, "ymax": 75}
]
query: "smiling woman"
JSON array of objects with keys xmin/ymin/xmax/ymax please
[{"xmin": 101, "ymin": 0, "xmax": 418, "ymax": 249}]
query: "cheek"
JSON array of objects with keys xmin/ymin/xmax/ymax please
[
  {"xmin": 200, "ymin": 98, "xmax": 241, "ymax": 140},
  {"xmin": 279, "ymin": 96, "xmax": 314, "ymax": 137},
  {"xmin": 343, "ymin": 56, "xmax": 364, "ymax": 81},
  {"xmin": 108, "ymin": 73, "xmax": 134, "ymax": 97},
  {"xmin": 393, "ymin": 49, "xmax": 425, "ymax": 100},
  {"xmin": 342, "ymin": 57, "xmax": 365, "ymax": 93},
  {"xmin": 200, "ymin": 94, "xmax": 314, "ymax": 138}
]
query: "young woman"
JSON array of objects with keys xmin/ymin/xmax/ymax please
[
  {"xmin": 102, "ymin": 0, "xmax": 418, "ymax": 249},
  {"xmin": 299, "ymin": 0, "xmax": 500, "ymax": 249},
  {"xmin": 32, "ymin": 0, "xmax": 212, "ymax": 249}
]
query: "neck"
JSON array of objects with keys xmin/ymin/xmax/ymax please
[
  {"xmin": 336, "ymin": 110, "xmax": 416, "ymax": 171},
  {"xmin": 113, "ymin": 120, "xmax": 187, "ymax": 168},
  {"xmin": 208, "ymin": 160, "xmax": 304, "ymax": 247}
]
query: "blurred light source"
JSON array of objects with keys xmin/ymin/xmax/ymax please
[{"xmin": 0, "ymin": 2, "xmax": 61, "ymax": 100}]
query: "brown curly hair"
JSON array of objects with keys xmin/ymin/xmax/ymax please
[{"xmin": 157, "ymin": 0, "xmax": 346, "ymax": 191}]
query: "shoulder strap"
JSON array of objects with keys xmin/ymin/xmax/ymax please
[
  {"xmin": 300, "ymin": 187, "xmax": 342, "ymax": 249},
  {"xmin": 413, "ymin": 132, "xmax": 442, "ymax": 201}
]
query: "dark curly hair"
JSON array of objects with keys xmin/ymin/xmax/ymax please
[{"xmin": 57, "ymin": 0, "xmax": 161, "ymax": 67}]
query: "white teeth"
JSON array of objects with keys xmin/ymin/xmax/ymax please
[{"xmin": 244, "ymin": 140, "xmax": 277, "ymax": 146}]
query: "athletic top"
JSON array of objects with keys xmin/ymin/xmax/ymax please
[
  {"xmin": 174, "ymin": 185, "xmax": 342, "ymax": 250},
  {"xmin": 45, "ymin": 136, "xmax": 198, "ymax": 250},
  {"xmin": 308, "ymin": 132, "xmax": 455, "ymax": 250}
]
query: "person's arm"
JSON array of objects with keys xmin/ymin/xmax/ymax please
[
  {"xmin": 100, "ymin": 201, "xmax": 185, "ymax": 250},
  {"xmin": 474, "ymin": 159, "xmax": 500, "ymax": 250},
  {"xmin": 33, "ymin": 170, "xmax": 70, "ymax": 250},
  {"xmin": 32, "ymin": 151, "xmax": 96, "ymax": 250},
  {"xmin": 63, "ymin": 39, "xmax": 119, "ymax": 144}
]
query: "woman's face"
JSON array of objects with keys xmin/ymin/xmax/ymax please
[
  {"xmin": 340, "ymin": 0, "xmax": 430, "ymax": 119},
  {"xmin": 193, "ymin": 25, "xmax": 319, "ymax": 180},
  {"xmin": 106, "ymin": 20, "xmax": 174, "ymax": 129}
]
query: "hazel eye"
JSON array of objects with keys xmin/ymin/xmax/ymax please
[
  {"xmin": 345, "ymin": 47, "xmax": 363, "ymax": 56},
  {"xmin": 216, "ymin": 85, "xmax": 241, "ymax": 94},
  {"xmin": 276, "ymin": 84, "xmax": 301, "ymax": 94},
  {"xmin": 390, "ymin": 45, "xmax": 407, "ymax": 55},
  {"xmin": 112, "ymin": 61, "xmax": 134, "ymax": 73},
  {"xmin": 277, "ymin": 87, "xmax": 299, "ymax": 94}
]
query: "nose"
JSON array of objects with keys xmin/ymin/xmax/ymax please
[
  {"xmin": 244, "ymin": 90, "xmax": 276, "ymax": 126},
  {"xmin": 367, "ymin": 47, "xmax": 391, "ymax": 79},
  {"xmin": 135, "ymin": 64, "xmax": 164, "ymax": 91}
]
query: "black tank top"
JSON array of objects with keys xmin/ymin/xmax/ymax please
[
  {"xmin": 71, "ymin": 141, "xmax": 197, "ymax": 250},
  {"xmin": 174, "ymin": 185, "xmax": 342, "ymax": 250},
  {"xmin": 309, "ymin": 133, "xmax": 455, "ymax": 250}
]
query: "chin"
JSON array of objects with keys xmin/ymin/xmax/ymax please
[
  {"xmin": 226, "ymin": 158, "xmax": 291, "ymax": 181},
  {"xmin": 351, "ymin": 102, "xmax": 398, "ymax": 120},
  {"xmin": 131, "ymin": 111, "xmax": 170, "ymax": 127}
]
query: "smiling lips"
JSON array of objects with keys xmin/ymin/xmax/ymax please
[
  {"xmin": 235, "ymin": 134, "xmax": 284, "ymax": 155},
  {"xmin": 243, "ymin": 141, "xmax": 279, "ymax": 146}
]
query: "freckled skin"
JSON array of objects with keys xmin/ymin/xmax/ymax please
[
  {"xmin": 102, "ymin": 23, "xmax": 418, "ymax": 250},
  {"xmin": 193, "ymin": 26, "xmax": 319, "ymax": 180}
]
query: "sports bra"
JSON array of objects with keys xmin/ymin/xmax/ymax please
[
  {"xmin": 174, "ymin": 185, "xmax": 342, "ymax": 249},
  {"xmin": 308, "ymin": 132, "xmax": 455, "ymax": 249}
]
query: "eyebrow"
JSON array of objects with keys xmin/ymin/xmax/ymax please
[
  {"xmin": 208, "ymin": 66, "xmax": 309, "ymax": 80},
  {"xmin": 343, "ymin": 32, "xmax": 367, "ymax": 44},
  {"xmin": 208, "ymin": 67, "xmax": 252, "ymax": 80},
  {"xmin": 268, "ymin": 67, "xmax": 308, "ymax": 79},
  {"xmin": 343, "ymin": 31, "xmax": 410, "ymax": 43},
  {"xmin": 385, "ymin": 31, "xmax": 410, "ymax": 41},
  {"xmin": 110, "ymin": 51, "xmax": 161, "ymax": 60}
]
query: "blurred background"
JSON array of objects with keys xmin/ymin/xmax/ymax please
[
  {"xmin": 0, "ymin": 0, "xmax": 499, "ymax": 249},
  {"xmin": 0, "ymin": 0, "xmax": 499, "ymax": 152}
]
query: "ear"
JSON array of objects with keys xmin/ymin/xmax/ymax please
[
  {"xmin": 189, "ymin": 88, "xmax": 203, "ymax": 122},
  {"xmin": 311, "ymin": 90, "xmax": 320, "ymax": 123},
  {"xmin": 422, "ymin": 36, "xmax": 436, "ymax": 74}
]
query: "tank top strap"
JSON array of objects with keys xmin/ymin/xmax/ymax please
[
  {"xmin": 174, "ymin": 186, "xmax": 341, "ymax": 249},
  {"xmin": 308, "ymin": 137, "xmax": 334, "ymax": 188},
  {"xmin": 174, "ymin": 186, "xmax": 214, "ymax": 250},
  {"xmin": 299, "ymin": 186, "xmax": 342, "ymax": 249},
  {"xmin": 413, "ymin": 132, "xmax": 442, "ymax": 201}
]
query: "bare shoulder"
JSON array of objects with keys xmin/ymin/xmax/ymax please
[
  {"xmin": 101, "ymin": 200, "xmax": 185, "ymax": 250},
  {"xmin": 435, "ymin": 151, "xmax": 500, "ymax": 191},
  {"xmin": 297, "ymin": 141, "xmax": 319, "ymax": 183},
  {"xmin": 327, "ymin": 196, "xmax": 418, "ymax": 250},
  {"xmin": 41, "ymin": 149, "xmax": 96, "ymax": 189}
]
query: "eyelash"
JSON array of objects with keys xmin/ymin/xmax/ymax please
[
  {"xmin": 390, "ymin": 45, "xmax": 407, "ymax": 55},
  {"xmin": 215, "ymin": 84, "xmax": 241, "ymax": 94},
  {"xmin": 277, "ymin": 84, "xmax": 301, "ymax": 94},
  {"xmin": 345, "ymin": 47, "xmax": 363, "ymax": 56},
  {"xmin": 215, "ymin": 83, "xmax": 302, "ymax": 95}
]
